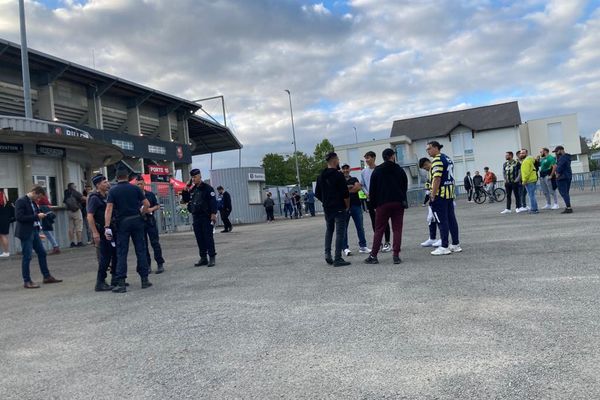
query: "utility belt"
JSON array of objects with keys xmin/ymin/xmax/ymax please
[{"xmin": 114, "ymin": 214, "xmax": 143, "ymax": 230}]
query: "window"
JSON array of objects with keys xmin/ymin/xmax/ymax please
[
  {"xmin": 111, "ymin": 139, "xmax": 134, "ymax": 150},
  {"xmin": 395, "ymin": 145, "xmax": 405, "ymax": 164},
  {"xmin": 248, "ymin": 181, "xmax": 262, "ymax": 204},
  {"xmin": 548, "ymin": 123, "xmax": 563, "ymax": 147},
  {"xmin": 451, "ymin": 131, "xmax": 473, "ymax": 157},
  {"xmin": 148, "ymin": 145, "xmax": 166, "ymax": 155}
]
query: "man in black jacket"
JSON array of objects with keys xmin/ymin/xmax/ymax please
[
  {"xmin": 364, "ymin": 148, "xmax": 408, "ymax": 265},
  {"xmin": 217, "ymin": 186, "xmax": 233, "ymax": 232},
  {"xmin": 463, "ymin": 172, "xmax": 474, "ymax": 202},
  {"xmin": 15, "ymin": 186, "xmax": 62, "ymax": 289},
  {"xmin": 315, "ymin": 152, "xmax": 350, "ymax": 267}
]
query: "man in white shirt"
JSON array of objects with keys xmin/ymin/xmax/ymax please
[{"xmin": 360, "ymin": 151, "xmax": 391, "ymax": 253}]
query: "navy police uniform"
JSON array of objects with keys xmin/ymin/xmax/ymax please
[
  {"xmin": 107, "ymin": 180, "xmax": 150, "ymax": 286},
  {"xmin": 142, "ymin": 189, "xmax": 165, "ymax": 272},
  {"xmin": 87, "ymin": 179, "xmax": 118, "ymax": 290},
  {"xmin": 181, "ymin": 169, "xmax": 218, "ymax": 266}
]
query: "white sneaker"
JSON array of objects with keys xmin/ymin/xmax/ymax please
[
  {"xmin": 421, "ymin": 238, "xmax": 437, "ymax": 247},
  {"xmin": 0, "ymin": 252, "xmax": 9, "ymax": 258},
  {"xmin": 542, "ymin": 204, "xmax": 551, "ymax": 210},
  {"xmin": 431, "ymin": 247, "xmax": 451, "ymax": 256},
  {"xmin": 515, "ymin": 207, "xmax": 526, "ymax": 213},
  {"xmin": 381, "ymin": 243, "xmax": 392, "ymax": 253},
  {"xmin": 343, "ymin": 248, "xmax": 352, "ymax": 257},
  {"xmin": 432, "ymin": 239, "xmax": 442, "ymax": 247},
  {"xmin": 359, "ymin": 247, "xmax": 371, "ymax": 254},
  {"xmin": 500, "ymin": 209, "xmax": 511, "ymax": 214},
  {"xmin": 551, "ymin": 204, "xmax": 560, "ymax": 210},
  {"xmin": 449, "ymin": 244, "xmax": 462, "ymax": 253},
  {"xmin": 526, "ymin": 206, "xmax": 531, "ymax": 211}
]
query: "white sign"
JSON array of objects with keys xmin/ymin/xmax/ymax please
[{"xmin": 248, "ymin": 172, "xmax": 266, "ymax": 181}]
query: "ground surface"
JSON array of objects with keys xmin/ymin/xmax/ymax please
[{"xmin": 1, "ymin": 191, "xmax": 599, "ymax": 399}]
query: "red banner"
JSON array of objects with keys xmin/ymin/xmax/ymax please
[{"xmin": 148, "ymin": 165, "xmax": 170, "ymax": 175}]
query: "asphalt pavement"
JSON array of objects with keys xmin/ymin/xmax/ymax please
[{"xmin": 1, "ymin": 191, "xmax": 599, "ymax": 399}]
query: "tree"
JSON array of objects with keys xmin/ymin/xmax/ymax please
[
  {"xmin": 311, "ymin": 139, "xmax": 335, "ymax": 178},
  {"xmin": 261, "ymin": 153, "xmax": 289, "ymax": 186}
]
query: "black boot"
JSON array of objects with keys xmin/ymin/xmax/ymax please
[
  {"xmin": 194, "ymin": 257, "xmax": 208, "ymax": 267},
  {"xmin": 207, "ymin": 256, "xmax": 216, "ymax": 267},
  {"xmin": 111, "ymin": 277, "xmax": 129, "ymax": 287},
  {"xmin": 95, "ymin": 281, "xmax": 114, "ymax": 292},
  {"xmin": 156, "ymin": 263, "xmax": 165, "ymax": 274},
  {"xmin": 112, "ymin": 278, "xmax": 127, "ymax": 293},
  {"xmin": 141, "ymin": 277, "xmax": 153, "ymax": 289}
]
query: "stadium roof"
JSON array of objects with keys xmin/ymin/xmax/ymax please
[
  {"xmin": 0, "ymin": 38, "xmax": 242, "ymax": 155},
  {"xmin": 390, "ymin": 101, "xmax": 522, "ymax": 141}
]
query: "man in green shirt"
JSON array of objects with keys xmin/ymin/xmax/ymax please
[{"xmin": 537, "ymin": 147, "xmax": 559, "ymax": 210}]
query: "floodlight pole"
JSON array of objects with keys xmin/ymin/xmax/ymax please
[
  {"xmin": 353, "ymin": 126, "xmax": 358, "ymax": 144},
  {"xmin": 19, "ymin": 0, "xmax": 32, "ymax": 118},
  {"xmin": 284, "ymin": 90, "xmax": 301, "ymax": 191}
]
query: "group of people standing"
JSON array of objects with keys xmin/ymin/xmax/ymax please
[{"xmin": 315, "ymin": 141, "xmax": 461, "ymax": 267}]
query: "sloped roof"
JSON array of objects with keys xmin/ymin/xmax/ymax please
[{"xmin": 390, "ymin": 101, "xmax": 522, "ymax": 140}]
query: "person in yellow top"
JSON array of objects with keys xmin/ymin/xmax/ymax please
[{"xmin": 518, "ymin": 149, "xmax": 539, "ymax": 213}]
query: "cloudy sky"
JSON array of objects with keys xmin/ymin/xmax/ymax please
[{"xmin": 0, "ymin": 0, "xmax": 599, "ymax": 170}]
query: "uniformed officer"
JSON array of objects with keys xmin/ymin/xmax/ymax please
[
  {"xmin": 135, "ymin": 176, "xmax": 165, "ymax": 274},
  {"xmin": 86, "ymin": 174, "xmax": 117, "ymax": 292},
  {"xmin": 104, "ymin": 166, "xmax": 152, "ymax": 293},
  {"xmin": 181, "ymin": 169, "xmax": 218, "ymax": 267}
]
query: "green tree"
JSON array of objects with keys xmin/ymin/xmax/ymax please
[
  {"xmin": 311, "ymin": 139, "xmax": 335, "ymax": 177},
  {"xmin": 261, "ymin": 153, "xmax": 289, "ymax": 186}
]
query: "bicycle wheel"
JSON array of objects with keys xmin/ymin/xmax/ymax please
[
  {"xmin": 494, "ymin": 188, "xmax": 506, "ymax": 202},
  {"xmin": 474, "ymin": 190, "xmax": 487, "ymax": 204}
]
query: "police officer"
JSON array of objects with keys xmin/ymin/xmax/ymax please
[
  {"xmin": 86, "ymin": 174, "xmax": 117, "ymax": 292},
  {"xmin": 181, "ymin": 169, "xmax": 218, "ymax": 267},
  {"xmin": 135, "ymin": 176, "xmax": 165, "ymax": 274},
  {"xmin": 104, "ymin": 166, "xmax": 152, "ymax": 293}
]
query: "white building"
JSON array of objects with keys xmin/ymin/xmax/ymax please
[{"xmin": 336, "ymin": 102, "xmax": 589, "ymax": 188}]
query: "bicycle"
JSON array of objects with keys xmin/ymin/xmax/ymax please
[{"xmin": 473, "ymin": 186, "xmax": 506, "ymax": 204}]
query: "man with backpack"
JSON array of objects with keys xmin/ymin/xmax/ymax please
[{"xmin": 63, "ymin": 182, "xmax": 85, "ymax": 247}]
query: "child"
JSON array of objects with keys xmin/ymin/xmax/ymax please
[{"xmin": 418, "ymin": 158, "xmax": 441, "ymax": 248}]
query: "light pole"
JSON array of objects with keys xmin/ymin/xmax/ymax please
[
  {"xmin": 353, "ymin": 126, "xmax": 358, "ymax": 144},
  {"xmin": 19, "ymin": 0, "xmax": 32, "ymax": 118},
  {"xmin": 284, "ymin": 90, "xmax": 301, "ymax": 191}
]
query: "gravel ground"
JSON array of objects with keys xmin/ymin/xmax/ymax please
[{"xmin": 0, "ymin": 191, "xmax": 599, "ymax": 399}]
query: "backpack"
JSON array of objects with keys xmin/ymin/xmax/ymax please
[{"xmin": 65, "ymin": 196, "xmax": 80, "ymax": 212}]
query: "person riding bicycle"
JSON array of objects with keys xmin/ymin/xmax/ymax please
[{"xmin": 483, "ymin": 167, "xmax": 497, "ymax": 202}]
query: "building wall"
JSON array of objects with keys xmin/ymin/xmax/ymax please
[{"xmin": 209, "ymin": 167, "xmax": 267, "ymax": 225}]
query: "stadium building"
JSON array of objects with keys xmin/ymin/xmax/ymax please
[{"xmin": 0, "ymin": 38, "xmax": 241, "ymax": 203}]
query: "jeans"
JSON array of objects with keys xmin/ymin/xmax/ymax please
[
  {"xmin": 324, "ymin": 210, "xmax": 347, "ymax": 260},
  {"xmin": 366, "ymin": 200, "xmax": 390, "ymax": 243},
  {"xmin": 539, "ymin": 175, "xmax": 558, "ymax": 205},
  {"xmin": 343, "ymin": 205, "xmax": 367, "ymax": 249},
  {"xmin": 557, "ymin": 179, "xmax": 572, "ymax": 208},
  {"xmin": 525, "ymin": 183, "xmax": 538, "ymax": 212},
  {"xmin": 144, "ymin": 216, "xmax": 165, "ymax": 268},
  {"xmin": 306, "ymin": 202, "xmax": 315, "ymax": 216},
  {"xmin": 115, "ymin": 215, "xmax": 149, "ymax": 280},
  {"xmin": 519, "ymin": 183, "xmax": 527, "ymax": 207},
  {"xmin": 371, "ymin": 202, "xmax": 405, "ymax": 257},
  {"xmin": 43, "ymin": 230, "xmax": 59, "ymax": 248},
  {"xmin": 505, "ymin": 182, "xmax": 521, "ymax": 210},
  {"xmin": 431, "ymin": 198, "xmax": 459, "ymax": 248},
  {"xmin": 284, "ymin": 203, "xmax": 293, "ymax": 218},
  {"xmin": 193, "ymin": 214, "xmax": 216, "ymax": 258},
  {"xmin": 20, "ymin": 230, "xmax": 50, "ymax": 283}
]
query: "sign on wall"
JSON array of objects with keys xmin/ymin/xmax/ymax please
[
  {"xmin": 248, "ymin": 172, "xmax": 266, "ymax": 182},
  {"xmin": 36, "ymin": 145, "xmax": 65, "ymax": 158},
  {"xmin": 49, "ymin": 124, "xmax": 93, "ymax": 140},
  {"xmin": 148, "ymin": 165, "xmax": 170, "ymax": 175},
  {"xmin": 0, "ymin": 143, "xmax": 23, "ymax": 153}
]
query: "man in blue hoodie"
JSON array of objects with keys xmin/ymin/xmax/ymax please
[{"xmin": 553, "ymin": 146, "xmax": 573, "ymax": 214}]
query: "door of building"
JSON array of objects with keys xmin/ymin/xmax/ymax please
[{"xmin": 33, "ymin": 175, "xmax": 58, "ymax": 205}]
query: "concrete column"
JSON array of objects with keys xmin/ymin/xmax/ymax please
[
  {"xmin": 87, "ymin": 95, "xmax": 103, "ymax": 129},
  {"xmin": 180, "ymin": 163, "xmax": 191, "ymax": 182},
  {"xmin": 22, "ymin": 154, "xmax": 32, "ymax": 193},
  {"xmin": 61, "ymin": 158, "xmax": 70, "ymax": 200},
  {"xmin": 126, "ymin": 106, "xmax": 141, "ymax": 136},
  {"xmin": 177, "ymin": 116, "xmax": 190, "ymax": 145},
  {"xmin": 36, "ymin": 84, "xmax": 55, "ymax": 121},
  {"xmin": 159, "ymin": 114, "xmax": 172, "ymax": 142}
]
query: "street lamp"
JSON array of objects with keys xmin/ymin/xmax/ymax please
[
  {"xmin": 19, "ymin": 0, "xmax": 32, "ymax": 118},
  {"xmin": 353, "ymin": 126, "xmax": 358, "ymax": 144},
  {"xmin": 284, "ymin": 89, "xmax": 301, "ymax": 191}
]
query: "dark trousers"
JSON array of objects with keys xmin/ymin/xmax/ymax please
[
  {"xmin": 265, "ymin": 207, "xmax": 274, "ymax": 221},
  {"xmin": 466, "ymin": 188, "xmax": 473, "ymax": 201},
  {"xmin": 324, "ymin": 210, "xmax": 347, "ymax": 260},
  {"xmin": 20, "ymin": 230, "xmax": 50, "ymax": 283},
  {"xmin": 519, "ymin": 183, "xmax": 527, "ymax": 207},
  {"xmin": 505, "ymin": 182, "xmax": 521, "ymax": 210},
  {"xmin": 144, "ymin": 216, "xmax": 164, "ymax": 268},
  {"xmin": 428, "ymin": 221, "xmax": 438, "ymax": 240},
  {"xmin": 366, "ymin": 200, "xmax": 390, "ymax": 243},
  {"xmin": 371, "ymin": 202, "xmax": 404, "ymax": 257},
  {"xmin": 557, "ymin": 179, "xmax": 572, "ymax": 207},
  {"xmin": 284, "ymin": 203, "xmax": 293, "ymax": 218},
  {"xmin": 431, "ymin": 198, "xmax": 459, "ymax": 248},
  {"xmin": 115, "ymin": 216, "xmax": 149, "ymax": 280},
  {"xmin": 307, "ymin": 202, "xmax": 315, "ymax": 216},
  {"xmin": 193, "ymin": 215, "xmax": 216, "ymax": 258},
  {"xmin": 97, "ymin": 234, "xmax": 116, "ymax": 283},
  {"xmin": 220, "ymin": 210, "xmax": 232, "ymax": 231}
]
